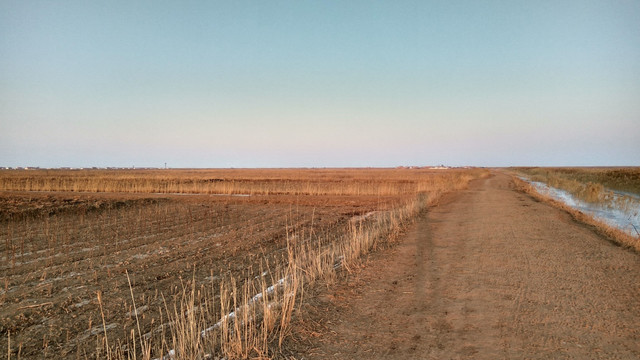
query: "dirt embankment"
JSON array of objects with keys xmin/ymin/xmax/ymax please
[{"xmin": 290, "ymin": 172, "xmax": 640, "ymax": 359}]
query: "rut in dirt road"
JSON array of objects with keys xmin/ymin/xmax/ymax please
[{"xmin": 295, "ymin": 172, "xmax": 640, "ymax": 359}]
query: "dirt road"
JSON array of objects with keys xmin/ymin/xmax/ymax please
[{"xmin": 293, "ymin": 172, "xmax": 640, "ymax": 359}]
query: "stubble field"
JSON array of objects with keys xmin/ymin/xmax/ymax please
[{"xmin": 0, "ymin": 168, "xmax": 483, "ymax": 359}]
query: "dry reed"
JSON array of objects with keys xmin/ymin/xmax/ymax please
[
  {"xmin": 0, "ymin": 168, "xmax": 483, "ymax": 196},
  {"xmin": 513, "ymin": 176, "xmax": 640, "ymax": 252},
  {"xmin": 1, "ymin": 168, "xmax": 487, "ymax": 359}
]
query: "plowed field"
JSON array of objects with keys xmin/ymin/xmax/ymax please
[{"xmin": 0, "ymin": 190, "xmax": 400, "ymax": 358}]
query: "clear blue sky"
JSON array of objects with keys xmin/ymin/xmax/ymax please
[{"xmin": 1, "ymin": 1, "xmax": 639, "ymax": 168}]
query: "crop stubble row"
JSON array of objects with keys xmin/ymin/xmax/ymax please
[
  {"xmin": 0, "ymin": 192, "xmax": 398, "ymax": 358},
  {"xmin": 0, "ymin": 168, "xmax": 481, "ymax": 358}
]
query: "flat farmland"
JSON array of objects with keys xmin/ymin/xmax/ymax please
[
  {"xmin": 0, "ymin": 168, "xmax": 482, "ymax": 359},
  {"xmin": 288, "ymin": 172, "xmax": 640, "ymax": 359}
]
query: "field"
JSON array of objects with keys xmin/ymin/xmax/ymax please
[
  {"xmin": 285, "ymin": 172, "xmax": 640, "ymax": 359},
  {"xmin": 0, "ymin": 168, "xmax": 470, "ymax": 196},
  {"xmin": 0, "ymin": 168, "xmax": 485, "ymax": 359}
]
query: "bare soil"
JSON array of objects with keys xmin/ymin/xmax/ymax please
[
  {"xmin": 0, "ymin": 191, "xmax": 401, "ymax": 358},
  {"xmin": 290, "ymin": 172, "xmax": 640, "ymax": 359}
]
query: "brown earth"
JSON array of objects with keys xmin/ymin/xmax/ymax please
[
  {"xmin": 290, "ymin": 172, "xmax": 640, "ymax": 359},
  {"xmin": 0, "ymin": 191, "xmax": 399, "ymax": 358}
]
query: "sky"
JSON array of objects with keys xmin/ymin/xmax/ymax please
[{"xmin": 1, "ymin": 1, "xmax": 639, "ymax": 168}]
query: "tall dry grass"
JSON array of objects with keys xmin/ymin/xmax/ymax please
[
  {"xmin": 516, "ymin": 167, "xmax": 640, "ymax": 200},
  {"xmin": 513, "ymin": 176, "xmax": 640, "ymax": 252},
  {"xmin": 2, "ymin": 168, "xmax": 487, "ymax": 359},
  {"xmin": 99, "ymin": 194, "xmax": 449, "ymax": 359},
  {"xmin": 0, "ymin": 168, "xmax": 483, "ymax": 196},
  {"xmin": 100, "ymin": 171, "xmax": 483, "ymax": 359},
  {"xmin": 515, "ymin": 167, "xmax": 640, "ymax": 218}
]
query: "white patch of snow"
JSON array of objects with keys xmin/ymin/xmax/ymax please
[
  {"xmin": 199, "ymin": 276, "xmax": 289, "ymax": 338},
  {"xmin": 127, "ymin": 305, "xmax": 149, "ymax": 317},
  {"xmin": 72, "ymin": 299, "xmax": 91, "ymax": 308},
  {"xmin": 350, "ymin": 211, "xmax": 378, "ymax": 223},
  {"xmin": 131, "ymin": 253, "xmax": 149, "ymax": 260}
]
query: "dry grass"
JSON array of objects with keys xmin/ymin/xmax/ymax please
[
  {"xmin": 514, "ymin": 167, "xmax": 640, "ymax": 218},
  {"xmin": 101, "ymin": 195, "xmax": 445, "ymax": 359},
  {"xmin": 513, "ymin": 176, "xmax": 640, "ymax": 252},
  {"xmin": 514, "ymin": 168, "xmax": 640, "ymax": 235},
  {"xmin": 0, "ymin": 168, "xmax": 481, "ymax": 196},
  {"xmin": 515, "ymin": 167, "xmax": 640, "ymax": 199},
  {"xmin": 1, "ymin": 168, "xmax": 487, "ymax": 359}
]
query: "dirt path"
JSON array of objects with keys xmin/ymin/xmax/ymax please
[{"xmin": 292, "ymin": 172, "xmax": 640, "ymax": 359}]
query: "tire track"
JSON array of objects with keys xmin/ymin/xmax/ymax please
[{"xmin": 295, "ymin": 172, "xmax": 640, "ymax": 359}]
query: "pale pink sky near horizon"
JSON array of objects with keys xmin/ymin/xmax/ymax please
[{"xmin": 2, "ymin": 1, "xmax": 639, "ymax": 168}]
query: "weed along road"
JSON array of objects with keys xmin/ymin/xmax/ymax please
[{"xmin": 295, "ymin": 172, "xmax": 640, "ymax": 359}]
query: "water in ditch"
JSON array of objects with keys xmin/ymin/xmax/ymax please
[{"xmin": 522, "ymin": 178, "xmax": 640, "ymax": 237}]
